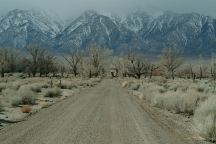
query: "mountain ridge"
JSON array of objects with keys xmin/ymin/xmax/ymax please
[{"xmin": 0, "ymin": 9, "xmax": 215, "ymax": 56}]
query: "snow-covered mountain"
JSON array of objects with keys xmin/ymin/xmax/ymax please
[
  {"xmin": 0, "ymin": 9, "xmax": 63, "ymax": 50},
  {"xmin": 0, "ymin": 9, "xmax": 216, "ymax": 56}
]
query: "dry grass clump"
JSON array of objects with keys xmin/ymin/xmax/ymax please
[
  {"xmin": 12, "ymin": 87, "xmax": 37, "ymax": 107},
  {"xmin": 28, "ymin": 84, "xmax": 42, "ymax": 93},
  {"xmin": 138, "ymin": 79, "xmax": 210, "ymax": 115},
  {"xmin": 6, "ymin": 81, "xmax": 23, "ymax": 90},
  {"xmin": 128, "ymin": 83, "xmax": 140, "ymax": 90},
  {"xmin": 0, "ymin": 83, "xmax": 6, "ymax": 92},
  {"xmin": 151, "ymin": 90, "xmax": 207, "ymax": 115},
  {"xmin": 0, "ymin": 102, "xmax": 4, "ymax": 112},
  {"xmin": 57, "ymin": 82, "xmax": 78, "ymax": 90},
  {"xmin": 193, "ymin": 96, "xmax": 216, "ymax": 142},
  {"xmin": 41, "ymin": 83, "xmax": 49, "ymax": 88},
  {"xmin": 44, "ymin": 88, "xmax": 62, "ymax": 98},
  {"xmin": 1, "ymin": 88, "xmax": 17, "ymax": 107}
]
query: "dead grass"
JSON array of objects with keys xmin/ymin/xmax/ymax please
[
  {"xmin": 0, "ymin": 83, "xmax": 6, "ymax": 92},
  {"xmin": 57, "ymin": 81, "xmax": 78, "ymax": 90},
  {"xmin": 28, "ymin": 84, "xmax": 42, "ymax": 93},
  {"xmin": 127, "ymin": 78, "xmax": 212, "ymax": 116},
  {"xmin": 125, "ymin": 77, "xmax": 216, "ymax": 142},
  {"xmin": 12, "ymin": 87, "xmax": 37, "ymax": 107},
  {"xmin": 44, "ymin": 88, "xmax": 62, "ymax": 98},
  {"xmin": 0, "ymin": 102, "xmax": 3, "ymax": 112},
  {"xmin": 193, "ymin": 95, "xmax": 216, "ymax": 142}
]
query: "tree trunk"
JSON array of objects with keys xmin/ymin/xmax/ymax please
[
  {"xmin": 171, "ymin": 70, "xmax": 175, "ymax": 80},
  {"xmin": 200, "ymin": 67, "xmax": 202, "ymax": 80},
  {"xmin": 136, "ymin": 74, "xmax": 141, "ymax": 79},
  {"xmin": 150, "ymin": 69, "xmax": 153, "ymax": 79},
  {"xmin": 1, "ymin": 68, "xmax": 4, "ymax": 78},
  {"xmin": 89, "ymin": 70, "xmax": 92, "ymax": 78}
]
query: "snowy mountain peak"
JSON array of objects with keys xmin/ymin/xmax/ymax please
[{"xmin": 0, "ymin": 9, "xmax": 216, "ymax": 56}]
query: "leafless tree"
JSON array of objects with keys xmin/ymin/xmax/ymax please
[
  {"xmin": 0, "ymin": 48, "xmax": 8, "ymax": 77},
  {"xmin": 39, "ymin": 55, "xmax": 56, "ymax": 77},
  {"xmin": 86, "ymin": 44, "xmax": 112, "ymax": 78},
  {"xmin": 64, "ymin": 49, "xmax": 82, "ymax": 77},
  {"xmin": 60, "ymin": 66, "xmax": 66, "ymax": 77},
  {"xmin": 110, "ymin": 56, "xmax": 128, "ymax": 78},
  {"xmin": 126, "ymin": 54, "xmax": 150, "ymax": 79},
  {"xmin": 149, "ymin": 64, "xmax": 159, "ymax": 79},
  {"xmin": 26, "ymin": 44, "xmax": 46, "ymax": 77},
  {"xmin": 211, "ymin": 55, "xmax": 216, "ymax": 80},
  {"xmin": 160, "ymin": 48, "xmax": 183, "ymax": 79},
  {"xmin": 0, "ymin": 48, "xmax": 18, "ymax": 77}
]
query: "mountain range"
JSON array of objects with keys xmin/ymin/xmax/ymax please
[{"xmin": 0, "ymin": 9, "xmax": 216, "ymax": 56}]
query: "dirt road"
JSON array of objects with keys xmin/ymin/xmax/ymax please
[{"xmin": 0, "ymin": 79, "xmax": 193, "ymax": 144}]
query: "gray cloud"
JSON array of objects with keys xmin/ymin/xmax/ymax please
[{"xmin": 0, "ymin": 0, "xmax": 216, "ymax": 19}]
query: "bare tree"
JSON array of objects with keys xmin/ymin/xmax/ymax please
[
  {"xmin": 110, "ymin": 56, "xmax": 129, "ymax": 78},
  {"xmin": 160, "ymin": 48, "xmax": 183, "ymax": 79},
  {"xmin": 149, "ymin": 64, "xmax": 159, "ymax": 79},
  {"xmin": 39, "ymin": 55, "xmax": 56, "ymax": 77},
  {"xmin": 211, "ymin": 55, "xmax": 216, "ymax": 80},
  {"xmin": 60, "ymin": 66, "xmax": 66, "ymax": 77},
  {"xmin": 126, "ymin": 54, "xmax": 150, "ymax": 79},
  {"xmin": 64, "ymin": 49, "xmax": 82, "ymax": 77},
  {"xmin": 0, "ymin": 48, "xmax": 18, "ymax": 77},
  {"xmin": 26, "ymin": 44, "xmax": 46, "ymax": 77},
  {"xmin": 0, "ymin": 48, "xmax": 8, "ymax": 77},
  {"xmin": 86, "ymin": 44, "xmax": 112, "ymax": 78}
]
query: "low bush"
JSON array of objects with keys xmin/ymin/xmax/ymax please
[
  {"xmin": 197, "ymin": 87, "xmax": 205, "ymax": 93},
  {"xmin": 29, "ymin": 84, "xmax": 42, "ymax": 93},
  {"xmin": 128, "ymin": 83, "xmax": 140, "ymax": 90},
  {"xmin": 139, "ymin": 81, "xmax": 208, "ymax": 115},
  {"xmin": 0, "ymin": 83, "xmax": 6, "ymax": 92},
  {"xmin": 57, "ymin": 82, "xmax": 78, "ymax": 90},
  {"xmin": 0, "ymin": 103, "xmax": 4, "ymax": 112},
  {"xmin": 44, "ymin": 88, "xmax": 62, "ymax": 98},
  {"xmin": 12, "ymin": 87, "xmax": 36, "ymax": 107},
  {"xmin": 41, "ymin": 83, "xmax": 49, "ymax": 88},
  {"xmin": 193, "ymin": 96, "xmax": 216, "ymax": 142}
]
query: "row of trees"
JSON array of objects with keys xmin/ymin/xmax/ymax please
[
  {"xmin": 111, "ymin": 48, "xmax": 216, "ymax": 80},
  {"xmin": 0, "ymin": 44, "xmax": 111, "ymax": 78},
  {"xmin": 110, "ymin": 47, "xmax": 182, "ymax": 79},
  {"xmin": 0, "ymin": 44, "xmax": 216, "ymax": 80}
]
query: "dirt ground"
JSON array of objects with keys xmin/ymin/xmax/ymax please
[{"xmin": 0, "ymin": 79, "xmax": 209, "ymax": 144}]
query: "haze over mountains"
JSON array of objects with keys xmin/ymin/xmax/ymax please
[{"xmin": 0, "ymin": 9, "xmax": 216, "ymax": 56}]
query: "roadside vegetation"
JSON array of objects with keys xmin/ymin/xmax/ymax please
[
  {"xmin": 0, "ymin": 43, "xmax": 215, "ymax": 142},
  {"xmin": 0, "ymin": 44, "xmax": 104, "ymax": 128}
]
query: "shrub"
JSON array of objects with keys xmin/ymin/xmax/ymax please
[
  {"xmin": 197, "ymin": 87, "xmax": 205, "ymax": 93},
  {"xmin": 158, "ymin": 88, "xmax": 167, "ymax": 94},
  {"xmin": 193, "ymin": 96, "xmax": 216, "ymax": 142},
  {"xmin": 41, "ymin": 83, "xmax": 49, "ymax": 88},
  {"xmin": 29, "ymin": 84, "xmax": 42, "ymax": 93},
  {"xmin": 140, "ymin": 82, "xmax": 207, "ymax": 115},
  {"xmin": 58, "ymin": 82, "xmax": 78, "ymax": 90},
  {"xmin": 128, "ymin": 83, "xmax": 140, "ymax": 90},
  {"xmin": 0, "ymin": 103, "xmax": 4, "ymax": 112},
  {"xmin": 44, "ymin": 88, "xmax": 62, "ymax": 98},
  {"xmin": 12, "ymin": 87, "xmax": 36, "ymax": 107},
  {"xmin": 0, "ymin": 83, "xmax": 6, "ymax": 92},
  {"xmin": 7, "ymin": 81, "xmax": 22, "ymax": 90}
]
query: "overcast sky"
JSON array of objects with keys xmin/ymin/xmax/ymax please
[{"xmin": 0, "ymin": 0, "xmax": 216, "ymax": 19}]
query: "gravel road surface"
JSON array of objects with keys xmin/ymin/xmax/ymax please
[{"xmin": 0, "ymin": 79, "xmax": 193, "ymax": 144}]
